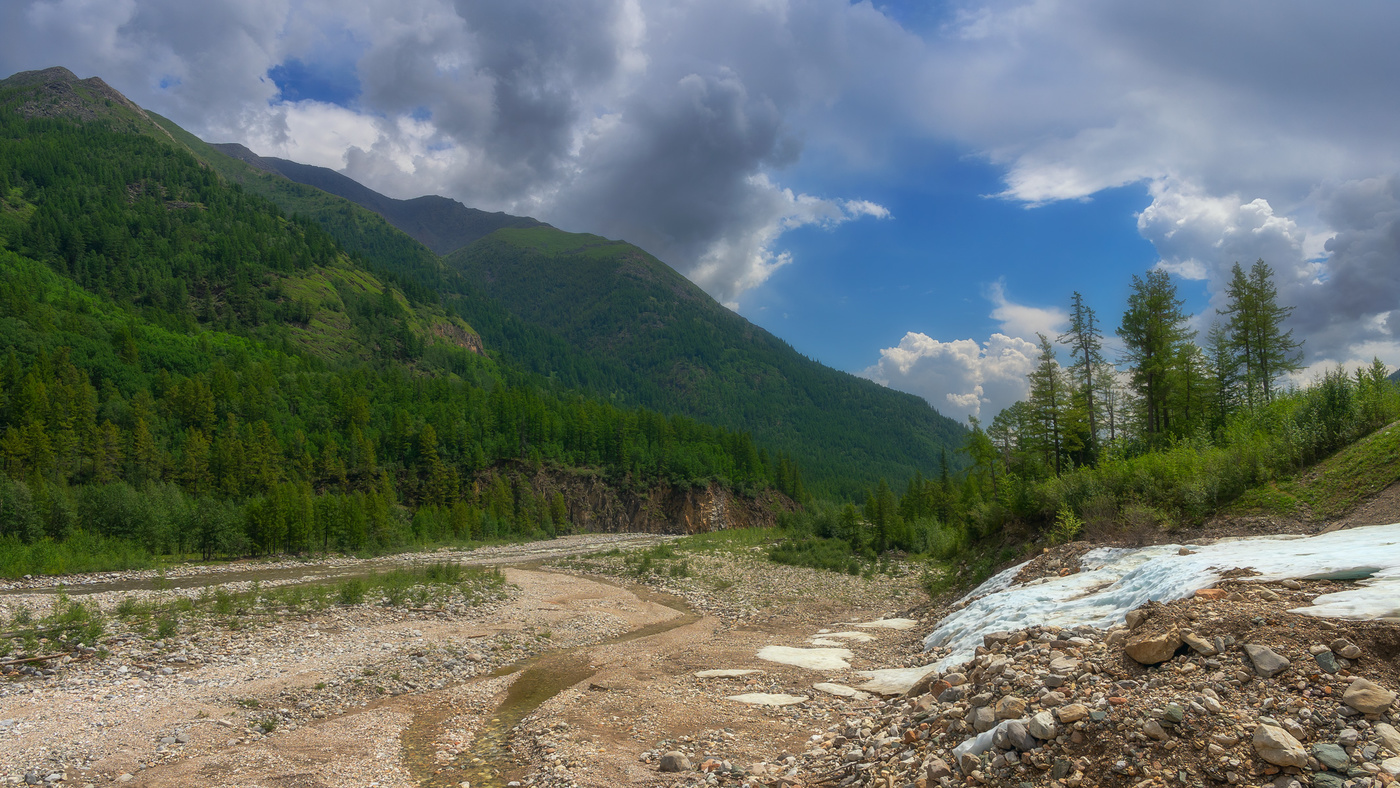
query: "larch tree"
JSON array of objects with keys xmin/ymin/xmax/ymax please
[
  {"xmin": 1058, "ymin": 291, "xmax": 1107, "ymax": 463},
  {"xmin": 1028, "ymin": 333, "xmax": 1071, "ymax": 475},
  {"xmin": 1118, "ymin": 269, "xmax": 1194, "ymax": 442},
  {"xmin": 1219, "ymin": 260, "xmax": 1302, "ymax": 408}
]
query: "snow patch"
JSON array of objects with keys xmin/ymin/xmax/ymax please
[
  {"xmin": 855, "ymin": 665, "xmax": 939, "ymax": 695},
  {"xmin": 925, "ymin": 523, "xmax": 1400, "ymax": 671},
  {"xmin": 756, "ymin": 646, "xmax": 853, "ymax": 671},
  {"xmin": 846, "ymin": 618, "xmax": 917, "ymax": 630},
  {"xmin": 813, "ymin": 682, "xmax": 870, "ymax": 699}
]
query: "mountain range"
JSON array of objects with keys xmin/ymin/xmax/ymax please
[{"xmin": 0, "ymin": 66, "xmax": 965, "ymax": 503}]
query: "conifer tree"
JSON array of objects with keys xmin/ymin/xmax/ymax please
[
  {"xmin": 1119, "ymin": 270, "xmax": 1194, "ymax": 441},
  {"xmin": 1058, "ymin": 291, "xmax": 1106, "ymax": 459}
]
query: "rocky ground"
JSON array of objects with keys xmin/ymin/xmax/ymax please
[{"xmin": 2, "ymin": 527, "xmax": 1397, "ymax": 788}]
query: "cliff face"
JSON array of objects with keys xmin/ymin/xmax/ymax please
[{"xmin": 515, "ymin": 470, "xmax": 793, "ymax": 535}]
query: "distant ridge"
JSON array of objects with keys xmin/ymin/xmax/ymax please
[{"xmin": 211, "ymin": 143, "xmax": 545, "ymax": 255}]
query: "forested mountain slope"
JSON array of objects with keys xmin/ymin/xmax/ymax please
[
  {"xmin": 0, "ymin": 67, "xmax": 966, "ymax": 497},
  {"xmin": 447, "ymin": 228, "xmax": 968, "ymax": 495},
  {"xmin": 209, "ymin": 143, "xmax": 544, "ymax": 256},
  {"xmin": 0, "ymin": 67, "xmax": 795, "ymax": 567}
]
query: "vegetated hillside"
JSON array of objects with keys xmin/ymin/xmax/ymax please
[
  {"xmin": 0, "ymin": 67, "xmax": 798, "ymax": 575},
  {"xmin": 163, "ymin": 116, "xmax": 967, "ymax": 495},
  {"xmin": 210, "ymin": 143, "xmax": 544, "ymax": 255},
  {"xmin": 447, "ymin": 227, "xmax": 968, "ymax": 496}
]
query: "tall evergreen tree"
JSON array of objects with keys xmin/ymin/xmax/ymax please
[
  {"xmin": 1058, "ymin": 291, "xmax": 1106, "ymax": 460},
  {"xmin": 1218, "ymin": 260, "xmax": 1302, "ymax": 408},
  {"xmin": 1027, "ymin": 333, "xmax": 1070, "ymax": 475},
  {"xmin": 1118, "ymin": 270, "xmax": 1194, "ymax": 441}
]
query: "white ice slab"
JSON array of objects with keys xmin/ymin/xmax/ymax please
[
  {"xmin": 695, "ymin": 669, "xmax": 763, "ymax": 678},
  {"xmin": 846, "ymin": 618, "xmax": 917, "ymax": 630},
  {"xmin": 727, "ymin": 693, "xmax": 808, "ymax": 706},
  {"xmin": 756, "ymin": 646, "xmax": 853, "ymax": 671},
  {"xmin": 924, "ymin": 523, "xmax": 1400, "ymax": 671},
  {"xmin": 809, "ymin": 638, "xmax": 844, "ymax": 646},
  {"xmin": 855, "ymin": 665, "xmax": 939, "ymax": 695},
  {"xmin": 813, "ymin": 682, "xmax": 871, "ymax": 699}
]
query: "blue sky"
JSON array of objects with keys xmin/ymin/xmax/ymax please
[{"xmin": 4, "ymin": 0, "xmax": 1398, "ymax": 422}]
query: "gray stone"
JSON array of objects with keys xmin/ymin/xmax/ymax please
[
  {"xmin": 1312, "ymin": 773, "xmax": 1345, "ymax": 788},
  {"xmin": 1331, "ymin": 638, "xmax": 1362, "ymax": 659},
  {"xmin": 1142, "ymin": 720, "xmax": 1169, "ymax": 741},
  {"xmin": 1182, "ymin": 631, "xmax": 1218, "ymax": 656},
  {"xmin": 1343, "ymin": 678, "xmax": 1396, "ymax": 714},
  {"xmin": 1125, "ymin": 630, "xmax": 1181, "ymax": 665},
  {"xmin": 1039, "ymin": 691, "xmax": 1066, "ymax": 708},
  {"xmin": 1004, "ymin": 720, "xmax": 1036, "ymax": 752},
  {"xmin": 1029, "ymin": 711, "xmax": 1057, "ymax": 740},
  {"xmin": 1243, "ymin": 644, "xmax": 1291, "ymax": 678},
  {"xmin": 1162, "ymin": 704, "xmax": 1185, "ymax": 724},
  {"xmin": 925, "ymin": 756, "xmax": 952, "ymax": 780},
  {"xmin": 958, "ymin": 751, "xmax": 982, "ymax": 775},
  {"xmin": 1313, "ymin": 650, "xmax": 1340, "ymax": 674},
  {"xmin": 1313, "ymin": 742, "xmax": 1350, "ymax": 771},
  {"xmin": 938, "ymin": 685, "xmax": 966, "ymax": 704},
  {"xmin": 1048, "ymin": 656, "xmax": 1080, "ymax": 674},
  {"xmin": 1253, "ymin": 724, "xmax": 1308, "ymax": 768},
  {"xmin": 1051, "ymin": 759, "xmax": 1073, "ymax": 779},
  {"xmin": 969, "ymin": 705, "xmax": 997, "ymax": 733},
  {"xmin": 1373, "ymin": 722, "xmax": 1400, "ymax": 756},
  {"xmin": 660, "ymin": 751, "xmax": 691, "ymax": 772}
]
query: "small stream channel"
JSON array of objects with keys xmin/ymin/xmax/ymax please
[{"xmin": 400, "ymin": 581, "xmax": 700, "ymax": 788}]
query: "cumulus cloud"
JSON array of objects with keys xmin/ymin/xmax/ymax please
[
  {"xmin": 864, "ymin": 332, "xmax": 1038, "ymax": 422},
  {"xmin": 918, "ymin": 0, "xmax": 1400, "ymax": 373},
  {"xmin": 863, "ymin": 285, "xmax": 1061, "ymax": 421},
  {"xmin": 987, "ymin": 279, "xmax": 1066, "ymax": 340}
]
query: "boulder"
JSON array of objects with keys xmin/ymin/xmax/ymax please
[
  {"xmin": 995, "ymin": 696, "xmax": 1028, "ymax": 720},
  {"xmin": 1242, "ymin": 644, "xmax": 1291, "ymax": 678},
  {"xmin": 1252, "ymin": 724, "xmax": 1307, "ymax": 768},
  {"xmin": 1373, "ymin": 722, "xmax": 1400, "ymax": 756},
  {"xmin": 1331, "ymin": 638, "xmax": 1362, "ymax": 659},
  {"xmin": 924, "ymin": 756, "xmax": 952, "ymax": 781},
  {"xmin": 660, "ymin": 752, "xmax": 691, "ymax": 772},
  {"xmin": 1181, "ymin": 631, "xmax": 1218, "ymax": 656},
  {"xmin": 1055, "ymin": 704, "xmax": 1089, "ymax": 724},
  {"xmin": 1029, "ymin": 711, "xmax": 1057, "ymax": 740},
  {"xmin": 1125, "ymin": 630, "xmax": 1181, "ymax": 665},
  {"xmin": 1312, "ymin": 742, "xmax": 1350, "ymax": 772},
  {"xmin": 1342, "ymin": 678, "xmax": 1396, "ymax": 714}
]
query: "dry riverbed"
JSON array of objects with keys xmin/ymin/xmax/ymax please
[{"xmin": 0, "ymin": 535, "xmax": 936, "ymax": 788}]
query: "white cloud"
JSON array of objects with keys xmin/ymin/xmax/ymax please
[
  {"xmin": 864, "ymin": 332, "xmax": 1038, "ymax": 422},
  {"xmin": 987, "ymin": 279, "xmax": 1066, "ymax": 339}
]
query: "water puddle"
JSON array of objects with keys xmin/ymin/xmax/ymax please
[{"xmin": 400, "ymin": 578, "xmax": 699, "ymax": 788}]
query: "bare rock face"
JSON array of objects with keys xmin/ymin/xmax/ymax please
[
  {"xmin": 1343, "ymin": 678, "xmax": 1397, "ymax": 714},
  {"xmin": 1253, "ymin": 724, "xmax": 1308, "ymax": 768},
  {"xmin": 1124, "ymin": 629, "xmax": 1181, "ymax": 665}
]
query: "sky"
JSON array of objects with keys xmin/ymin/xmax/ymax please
[{"xmin": 3, "ymin": 0, "xmax": 1398, "ymax": 423}]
